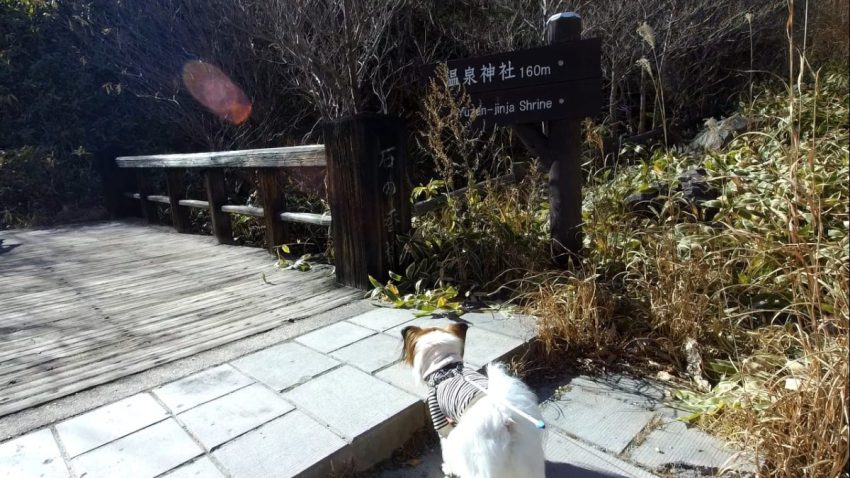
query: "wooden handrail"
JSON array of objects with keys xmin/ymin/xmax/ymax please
[
  {"xmin": 115, "ymin": 145, "xmax": 325, "ymax": 169},
  {"xmin": 221, "ymin": 205, "xmax": 264, "ymax": 217},
  {"xmin": 115, "ymin": 145, "xmax": 329, "ymax": 251}
]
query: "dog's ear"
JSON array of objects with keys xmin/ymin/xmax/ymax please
[
  {"xmin": 445, "ymin": 323, "xmax": 469, "ymax": 341},
  {"xmin": 401, "ymin": 326, "xmax": 421, "ymax": 364},
  {"xmin": 401, "ymin": 325, "xmax": 419, "ymax": 342}
]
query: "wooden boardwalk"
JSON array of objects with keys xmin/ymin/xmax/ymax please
[{"xmin": 0, "ymin": 221, "xmax": 360, "ymax": 417}]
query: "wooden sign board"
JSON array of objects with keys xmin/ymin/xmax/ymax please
[{"xmin": 427, "ymin": 38, "xmax": 602, "ymax": 125}]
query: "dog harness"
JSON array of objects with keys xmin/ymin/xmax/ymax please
[{"xmin": 425, "ymin": 362, "xmax": 488, "ymax": 437}]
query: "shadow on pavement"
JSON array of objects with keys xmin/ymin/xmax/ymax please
[
  {"xmin": 546, "ymin": 460, "xmax": 632, "ymax": 477},
  {"xmin": 0, "ymin": 239, "xmax": 21, "ymax": 255}
]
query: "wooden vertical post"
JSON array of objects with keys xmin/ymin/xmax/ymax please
[
  {"xmin": 203, "ymin": 169, "xmax": 234, "ymax": 244},
  {"xmin": 257, "ymin": 168, "xmax": 288, "ymax": 253},
  {"xmin": 136, "ymin": 170, "xmax": 159, "ymax": 224},
  {"xmin": 323, "ymin": 114, "xmax": 410, "ymax": 289},
  {"xmin": 546, "ymin": 12, "xmax": 584, "ymax": 265},
  {"xmin": 166, "ymin": 169, "xmax": 190, "ymax": 233},
  {"xmin": 513, "ymin": 12, "xmax": 586, "ymax": 266}
]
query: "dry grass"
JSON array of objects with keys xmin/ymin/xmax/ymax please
[
  {"xmin": 521, "ymin": 69, "xmax": 849, "ymax": 477},
  {"xmin": 399, "ymin": 68, "xmax": 550, "ymax": 292}
]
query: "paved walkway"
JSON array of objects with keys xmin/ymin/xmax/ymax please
[
  {"xmin": 0, "ymin": 305, "xmax": 753, "ymax": 478},
  {"xmin": 373, "ymin": 372, "xmax": 756, "ymax": 477}
]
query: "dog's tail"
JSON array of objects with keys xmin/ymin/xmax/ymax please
[
  {"xmin": 485, "ymin": 363, "xmax": 544, "ymax": 425},
  {"xmin": 479, "ymin": 363, "xmax": 546, "ymax": 478}
]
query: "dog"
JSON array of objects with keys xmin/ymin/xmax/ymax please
[{"xmin": 401, "ymin": 322, "xmax": 545, "ymax": 478}]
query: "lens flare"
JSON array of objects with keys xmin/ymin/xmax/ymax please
[{"xmin": 182, "ymin": 61, "xmax": 252, "ymax": 125}]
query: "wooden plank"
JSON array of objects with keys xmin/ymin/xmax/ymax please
[
  {"xmin": 0, "ymin": 268, "xmax": 322, "ymax": 360},
  {"xmin": 116, "ymin": 145, "xmax": 326, "ymax": 169},
  {"xmin": 0, "ymin": 285, "xmax": 355, "ymax": 405},
  {"xmin": 166, "ymin": 169, "xmax": 191, "ymax": 233},
  {"xmin": 279, "ymin": 212, "xmax": 332, "ymax": 226},
  {"xmin": 0, "ymin": 221, "xmax": 362, "ymax": 416},
  {"xmin": 0, "ymin": 272, "xmax": 268, "ymax": 353},
  {"xmin": 146, "ymin": 195, "xmax": 171, "ymax": 204},
  {"xmin": 178, "ymin": 199, "xmax": 209, "ymax": 209},
  {"xmin": 221, "ymin": 205, "xmax": 264, "ymax": 217},
  {"xmin": 0, "ymin": 288, "xmax": 359, "ymax": 417},
  {"xmin": 0, "ymin": 274, "xmax": 331, "ymax": 371},
  {"xmin": 204, "ymin": 169, "xmax": 234, "ymax": 244}
]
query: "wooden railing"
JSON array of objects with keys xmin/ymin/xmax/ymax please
[
  {"xmin": 115, "ymin": 140, "xmax": 523, "ymax": 289},
  {"xmin": 115, "ymin": 145, "xmax": 329, "ymax": 252}
]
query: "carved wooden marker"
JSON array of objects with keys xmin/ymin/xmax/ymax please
[{"xmin": 323, "ymin": 114, "xmax": 410, "ymax": 289}]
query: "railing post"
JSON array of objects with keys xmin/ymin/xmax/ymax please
[
  {"xmin": 323, "ymin": 113, "xmax": 410, "ymax": 289},
  {"xmin": 136, "ymin": 170, "xmax": 158, "ymax": 223},
  {"xmin": 166, "ymin": 169, "xmax": 191, "ymax": 233},
  {"xmin": 203, "ymin": 169, "xmax": 234, "ymax": 244},
  {"xmin": 257, "ymin": 168, "xmax": 288, "ymax": 253}
]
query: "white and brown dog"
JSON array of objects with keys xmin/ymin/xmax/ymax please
[{"xmin": 401, "ymin": 323, "xmax": 545, "ymax": 478}]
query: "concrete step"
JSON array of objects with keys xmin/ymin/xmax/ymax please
[{"xmin": 0, "ymin": 305, "xmax": 535, "ymax": 478}]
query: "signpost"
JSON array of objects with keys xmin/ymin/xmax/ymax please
[
  {"xmin": 428, "ymin": 12, "xmax": 601, "ymax": 265},
  {"xmin": 437, "ymin": 37, "xmax": 602, "ymax": 126}
]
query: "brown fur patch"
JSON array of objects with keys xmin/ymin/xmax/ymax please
[
  {"xmin": 400, "ymin": 324, "xmax": 469, "ymax": 365},
  {"xmin": 445, "ymin": 323, "xmax": 469, "ymax": 341}
]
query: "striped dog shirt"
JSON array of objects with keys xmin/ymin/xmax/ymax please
[{"xmin": 425, "ymin": 362, "xmax": 488, "ymax": 437}]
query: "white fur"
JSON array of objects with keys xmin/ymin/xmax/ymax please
[
  {"xmin": 410, "ymin": 332, "xmax": 546, "ymax": 478},
  {"xmin": 411, "ymin": 330, "xmax": 464, "ymax": 388}
]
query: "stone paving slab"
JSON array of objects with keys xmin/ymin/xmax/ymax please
[
  {"xmin": 231, "ymin": 342, "xmax": 339, "ymax": 391},
  {"xmin": 368, "ymin": 427, "xmax": 659, "ymax": 478},
  {"xmin": 542, "ymin": 388, "xmax": 657, "ymax": 454},
  {"xmin": 566, "ymin": 375, "xmax": 686, "ymax": 420},
  {"xmin": 331, "ymin": 333, "xmax": 404, "ymax": 373},
  {"xmin": 0, "ymin": 429, "xmax": 67, "ymax": 478},
  {"xmin": 384, "ymin": 317, "xmax": 458, "ymax": 337},
  {"xmin": 460, "ymin": 310, "xmax": 536, "ymax": 340},
  {"xmin": 296, "ymin": 321, "xmax": 375, "ymax": 353},
  {"xmin": 162, "ymin": 457, "xmax": 226, "ymax": 478},
  {"xmin": 55, "ymin": 393, "xmax": 167, "ymax": 457},
  {"xmin": 374, "ymin": 363, "xmax": 428, "ymax": 397},
  {"xmin": 283, "ymin": 365, "xmax": 421, "ymax": 443},
  {"xmin": 70, "ymin": 419, "xmax": 202, "ymax": 478},
  {"xmin": 543, "ymin": 429, "xmax": 657, "ymax": 478},
  {"xmin": 631, "ymin": 421, "xmax": 754, "ymax": 474},
  {"xmin": 348, "ymin": 308, "xmax": 419, "ymax": 331},
  {"xmin": 212, "ymin": 411, "xmax": 349, "ymax": 478},
  {"xmin": 178, "ymin": 383, "xmax": 294, "ymax": 449},
  {"xmin": 463, "ymin": 327, "xmax": 526, "ymax": 367},
  {"xmin": 153, "ymin": 364, "xmax": 253, "ymax": 413}
]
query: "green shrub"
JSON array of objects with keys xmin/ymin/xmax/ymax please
[{"xmin": 0, "ymin": 146, "xmax": 102, "ymax": 227}]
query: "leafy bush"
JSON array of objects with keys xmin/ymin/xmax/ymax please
[
  {"xmin": 0, "ymin": 147, "xmax": 100, "ymax": 227},
  {"xmin": 0, "ymin": 1, "xmax": 174, "ymax": 227}
]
